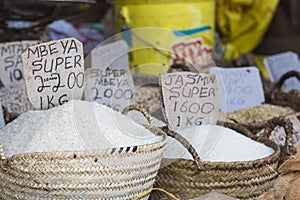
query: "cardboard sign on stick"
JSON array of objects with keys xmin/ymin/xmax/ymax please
[
  {"xmin": 210, "ymin": 67, "xmax": 265, "ymax": 112},
  {"xmin": 160, "ymin": 72, "xmax": 219, "ymax": 131},
  {"xmin": 85, "ymin": 68, "xmax": 134, "ymax": 112},
  {"xmin": 0, "ymin": 103, "xmax": 5, "ymax": 128},
  {"xmin": 85, "ymin": 40, "xmax": 129, "ymax": 70},
  {"xmin": 0, "ymin": 40, "xmax": 39, "ymax": 87},
  {"xmin": 22, "ymin": 38, "xmax": 84, "ymax": 110}
]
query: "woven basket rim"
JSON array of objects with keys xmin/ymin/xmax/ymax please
[
  {"xmin": 1, "ymin": 124, "xmax": 166, "ymax": 160},
  {"xmin": 6, "ymin": 139, "xmax": 165, "ymax": 159},
  {"xmin": 162, "ymin": 149, "xmax": 278, "ymax": 166},
  {"xmin": 155, "ymin": 123, "xmax": 280, "ymax": 200}
]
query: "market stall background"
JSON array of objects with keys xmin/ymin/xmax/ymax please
[{"xmin": 0, "ymin": 0, "xmax": 300, "ymax": 200}]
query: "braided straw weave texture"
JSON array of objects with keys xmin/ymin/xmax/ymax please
[
  {"xmin": 0, "ymin": 125, "xmax": 166, "ymax": 200},
  {"xmin": 151, "ymin": 123, "xmax": 280, "ymax": 200}
]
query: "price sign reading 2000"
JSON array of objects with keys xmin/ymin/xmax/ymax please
[{"xmin": 21, "ymin": 38, "xmax": 84, "ymax": 110}]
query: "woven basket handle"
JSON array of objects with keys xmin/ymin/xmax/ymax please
[
  {"xmin": 161, "ymin": 126, "xmax": 203, "ymax": 170},
  {"xmin": 264, "ymin": 116, "xmax": 297, "ymax": 160},
  {"xmin": 275, "ymin": 71, "xmax": 300, "ymax": 91},
  {"xmin": 243, "ymin": 113, "xmax": 299, "ymax": 161},
  {"xmin": 122, "ymin": 104, "xmax": 154, "ymax": 125}
]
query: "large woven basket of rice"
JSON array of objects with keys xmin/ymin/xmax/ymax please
[
  {"xmin": 0, "ymin": 101, "xmax": 166, "ymax": 200},
  {"xmin": 150, "ymin": 122, "xmax": 280, "ymax": 200}
]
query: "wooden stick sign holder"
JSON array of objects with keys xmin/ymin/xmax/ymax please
[
  {"xmin": 0, "ymin": 104, "xmax": 5, "ymax": 128},
  {"xmin": 21, "ymin": 38, "xmax": 85, "ymax": 110}
]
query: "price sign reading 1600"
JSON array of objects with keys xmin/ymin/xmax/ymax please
[{"xmin": 160, "ymin": 72, "xmax": 219, "ymax": 131}]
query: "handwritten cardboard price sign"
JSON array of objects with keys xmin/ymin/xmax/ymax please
[
  {"xmin": 85, "ymin": 40, "xmax": 129, "ymax": 70},
  {"xmin": 264, "ymin": 51, "xmax": 300, "ymax": 92},
  {"xmin": 84, "ymin": 68, "xmax": 134, "ymax": 112},
  {"xmin": 160, "ymin": 72, "xmax": 219, "ymax": 131},
  {"xmin": 210, "ymin": 67, "xmax": 265, "ymax": 112},
  {"xmin": 0, "ymin": 40, "xmax": 39, "ymax": 87},
  {"xmin": 21, "ymin": 38, "xmax": 84, "ymax": 110}
]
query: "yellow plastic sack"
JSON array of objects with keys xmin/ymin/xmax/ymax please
[
  {"xmin": 114, "ymin": 0, "xmax": 215, "ymax": 75},
  {"xmin": 217, "ymin": 0, "xmax": 280, "ymax": 61}
]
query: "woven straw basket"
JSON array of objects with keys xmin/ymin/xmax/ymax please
[
  {"xmin": 242, "ymin": 115, "xmax": 297, "ymax": 164},
  {"xmin": 151, "ymin": 122, "xmax": 280, "ymax": 200},
  {"xmin": 238, "ymin": 70, "xmax": 300, "ymax": 162},
  {"xmin": 0, "ymin": 105, "xmax": 166, "ymax": 200}
]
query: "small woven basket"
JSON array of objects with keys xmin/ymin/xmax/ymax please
[
  {"xmin": 0, "ymin": 105, "xmax": 166, "ymax": 200},
  {"xmin": 151, "ymin": 122, "xmax": 280, "ymax": 200},
  {"xmin": 242, "ymin": 115, "xmax": 297, "ymax": 164}
]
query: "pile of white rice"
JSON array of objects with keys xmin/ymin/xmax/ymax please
[
  {"xmin": 0, "ymin": 100, "xmax": 161, "ymax": 158},
  {"xmin": 164, "ymin": 125, "xmax": 275, "ymax": 162}
]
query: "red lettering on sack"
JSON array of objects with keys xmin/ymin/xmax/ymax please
[{"xmin": 171, "ymin": 38, "xmax": 213, "ymax": 70}]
